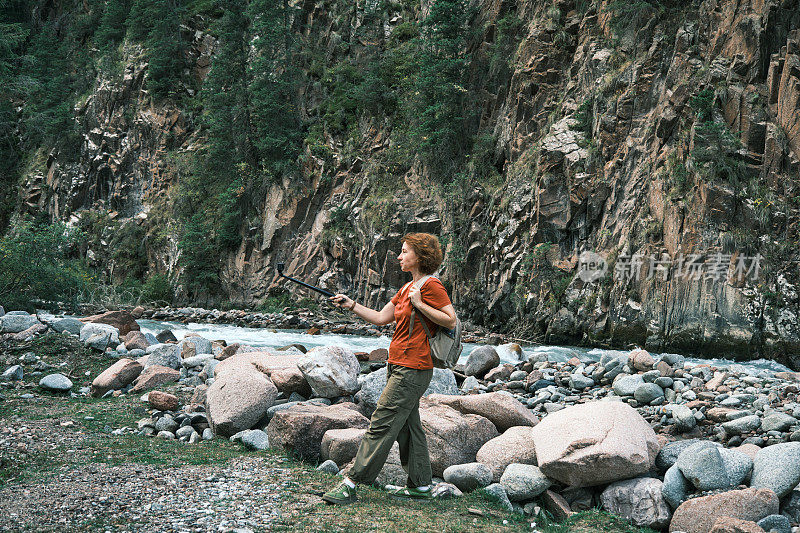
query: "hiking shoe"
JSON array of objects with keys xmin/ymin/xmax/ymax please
[
  {"xmin": 389, "ymin": 486, "xmax": 433, "ymax": 500},
  {"xmin": 322, "ymin": 482, "xmax": 357, "ymax": 505}
]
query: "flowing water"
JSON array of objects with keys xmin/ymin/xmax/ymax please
[{"xmin": 137, "ymin": 319, "xmax": 792, "ymax": 377}]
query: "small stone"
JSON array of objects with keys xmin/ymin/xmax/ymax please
[
  {"xmin": 38, "ymin": 373, "xmax": 73, "ymax": 392},
  {"xmin": 1, "ymin": 365, "xmax": 23, "ymax": 381},
  {"xmin": 316, "ymin": 459, "xmax": 339, "ymax": 474},
  {"xmin": 761, "ymin": 413, "xmax": 797, "ymax": 433},
  {"xmin": 431, "ymin": 482, "xmax": 463, "ymax": 499},
  {"xmin": 443, "ymin": 462, "xmax": 493, "ymax": 493},
  {"xmin": 722, "ymin": 415, "xmax": 762, "ymax": 436},
  {"xmin": 202, "ymin": 428, "xmax": 214, "ymax": 440},
  {"xmin": 481, "ymin": 483, "xmax": 513, "ymax": 511},
  {"xmin": 154, "ymin": 415, "xmax": 178, "ymax": 434},
  {"xmin": 499, "ymin": 464, "xmax": 551, "ymax": 501},
  {"xmin": 240, "ymin": 429, "xmax": 270, "ymax": 451},
  {"xmin": 156, "ymin": 430, "xmax": 175, "ymax": 440},
  {"xmin": 148, "ymin": 391, "xmax": 179, "ymax": 411},
  {"xmin": 757, "ymin": 514, "xmax": 791, "ymax": 533},
  {"xmin": 176, "ymin": 426, "xmax": 195, "ymax": 439}
]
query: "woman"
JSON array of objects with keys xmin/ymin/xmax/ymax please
[{"xmin": 322, "ymin": 232, "xmax": 457, "ymax": 505}]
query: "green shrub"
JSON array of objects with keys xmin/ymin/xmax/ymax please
[
  {"xmin": 0, "ymin": 220, "xmax": 90, "ymax": 311},
  {"xmin": 141, "ymin": 273, "xmax": 173, "ymax": 304}
]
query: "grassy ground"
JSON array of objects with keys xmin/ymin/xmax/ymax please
[{"xmin": 0, "ymin": 333, "xmax": 657, "ymax": 532}]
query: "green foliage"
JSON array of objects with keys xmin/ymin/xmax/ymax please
[
  {"xmin": 95, "ymin": 0, "xmax": 133, "ymax": 50},
  {"xmin": 178, "ymin": 212, "xmax": 221, "ymax": 297},
  {"xmin": 404, "ymin": 0, "xmax": 475, "ymax": 180},
  {"xmin": 487, "ymin": 12, "xmax": 523, "ymax": 82},
  {"xmin": 0, "ymin": 220, "xmax": 90, "ymax": 311},
  {"xmin": 141, "ymin": 272, "xmax": 173, "ymax": 303},
  {"xmin": 571, "ymin": 97, "xmax": 594, "ymax": 137},
  {"xmin": 248, "ymin": 0, "xmax": 304, "ymax": 178},
  {"xmin": 126, "ymin": 0, "xmax": 186, "ymax": 100},
  {"xmin": 689, "ymin": 88, "xmax": 745, "ymax": 187}
]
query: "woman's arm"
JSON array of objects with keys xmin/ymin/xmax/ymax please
[
  {"xmin": 413, "ymin": 301, "xmax": 457, "ymax": 330},
  {"xmin": 329, "ymin": 294, "xmax": 395, "ymax": 326}
]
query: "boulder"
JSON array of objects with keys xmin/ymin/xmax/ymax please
[
  {"xmin": 722, "ymin": 415, "xmax": 762, "ymax": 436},
  {"xmin": 39, "ymin": 373, "xmax": 73, "ymax": 392},
  {"xmin": 476, "ymin": 426, "xmax": 537, "ymax": 482},
  {"xmin": 123, "ymin": 331, "xmax": 150, "ymax": 351},
  {"xmin": 613, "ymin": 374, "xmax": 645, "ymax": 396},
  {"xmin": 321, "ymin": 427, "xmax": 367, "ymax": 466},
  {"xmin": 81, "ymin": 310, "xmax": 139, "ymax": 336},
  {"xmin": 750, "ymin": 442, "xmax": 800, "ymax": 498},
  {"xmin": 214, "ymin": 352, "xmax": 299, "ymax": 378},
  {"xmin": 296, "ymin": 346, "xmax": 360, "ymax": 398},
  {"xmin": 50, "ymin": 317, "xmax": 84, "ymax": 335},
  {"xmin": 0, "ymin": 313, "xmax": 41, "ymax": 333},
  {"xmin": 206, "ymin": 370, "xmax": 278, "ymax": 437},
  {"xmin": 484, "ymin": 364, "xmax": 514, "ymax": 382},
  {"xmin": 240, "ymin": 429, "xmax": 270, "ymax": 451},
  {"xmin": 177, "ymin": 335, "xmax": 212, "ymax": 355},
  {"xmin": 216, "ymin": 343, "xmax": 241, "ymax": 361},
  {"xmin": 443, "ymin": 463, "xmax": 493, "ymax": 493},
  {"xmin": 427, "ymin": 391, "xmax": 538, "ymax": 432},
  {"xmin": 419, "ymin": 399, "xmax": 499, "ymax": 477},
  {"xmin": 756, "ymin": 515, "xmax": 790, "ymax": 533},
  {"xmin": 155, "ymin": 329, "xmax": 177, "ymax": 343},
  {"xmin": 354, "ymin": 367, "xmax": 458, "ymax": 416},
  {"xmin": 130, "ymin": 365, "xmax": 179, "ymax": 393},
  {"xmin": 270, "ymin": 366, "xmax": 312, "ymax": 397},
  {"xmin": 144, "ymin": 343, "xmax": 180, "ymax": 370},
  {"xmin": 600, "ymin": 477, "xmax": 672, "ymax": 530},
  {"xmin": 463, "ymin": 346, "xmax": 500, "ymax": 377},
  {"xmin": 629, "ymin": 348, "xmax": 655, "ymax": 371},
  {"xmin": 499, "ymin": 464, "xmax": 551, "ymax": 501},
  {"xmin": 676, "ymin": 444, "xmax": 730, "ymax": 491},
  {"xmin": 662, "ymin": 464, "xmax": 692, "ymax": 509},
  {"xmin": 1, "ymin": 365, "xmax": 23, "ymax": 381},
  {"xmin": 634, "ymin": 383, "xmax": 665, "ymax": 405},
  {"xmin": 266, "ymin": 403, "xmax": 369, "ymax": 461},
  {"xmin": 710, "ymin": 517, "xmax": 767, "ymax": 533},
  {"xmin": 719, "ymin": 448, "xmax": 753, "ymax": 487},
  {"xmin": 148, "ymin": 391, "xmax": 179, "ymax": 411},
  {"xmin": 91, "ymin": 358, "xmax": 143, "ymax": 397},
  {"xmin": 668, "ymin": 488, "xmax": 778, "ymax": 533},
  {"xmin": 656, "ymin": 439, "xmax": 709, "ymax": 471},
  {"xmin": 79, "ymin": 323, "xmax": 119, "ymax": 348},
  {"xmin": 760, "ymin": 413, "xmax": 797, "ymax": 433},
  {"xmin": 530, "ymin": 400, "xmax": 660, "ymax": 487}
]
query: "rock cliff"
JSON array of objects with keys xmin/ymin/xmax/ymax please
[{"xmin": 13, "ymin": 0, "xmax": 800, "ymax": 366}]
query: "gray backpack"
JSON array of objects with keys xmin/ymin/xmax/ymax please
[{"xmin": 408, "ymin": 275, "xmax": 463, "ymax": 369}]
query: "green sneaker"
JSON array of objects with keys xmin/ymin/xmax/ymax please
[
  {"xmin": 322, "ymin": 481, "xmax": 358, "ymax": 505},
  {"xmin": 389, "ymin": 486, "xmax": 433, "ymax": 500}
]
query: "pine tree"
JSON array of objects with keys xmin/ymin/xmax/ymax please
[
  {"xmin": 95, "ymin": 0, "xmax": 132, "ymax": 49},
  {"xmin": 248, "ymin": 0, "xmax": 303, "ymax": 179}
]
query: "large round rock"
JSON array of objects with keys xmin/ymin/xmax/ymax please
[
  {"xmin": 266, "ymin": 403, "xmax": 369, "ymax": 462},
  {"xmin": 91, "ymin": 358, "xmax": 143, "ymax": 397},
  {"xmin": 530, "ymin": 400, "xmax": 660, "ymax": 487},
  {"xmin": 297, "ymin": 346, "xmax": 360, "ymax": 398},
  {"xmin": 39, "ymin": 373, "xmax": 73, "ymax": 392},
  {"xmin": 419, "ymin": 399, "xmax": 499, "ymax": 477},
  {"xmin": 476, "ymin": 426, "xmax": 537, "ymax": 482},
  {"xmin": 463, "ymin": 346, "xmax": 500, "ymax": 378},
  {"xmin": 750, "ymin": 442, "xmax": 800, "ymax": 498},
  {"xmin": 443, "ymin": 462, "xmax": 493, "ymax": 493},
  {"xmin": 427, "ymin": 391, "xmax": 538, "ymax": 432},
  {"xmin": 668, "ymin": 488, "xmax": 778, "ymax": 533},
  {"xmin": 205, "ymin": 370, "xmax": 278, "ymax": 436},
  {"xmin": 499, "ymin": 464, "xmax": 551, "ymax": 501},
  {"xmin": 601, "ymin": 477, "xmax": 671, "ymax": 530}
]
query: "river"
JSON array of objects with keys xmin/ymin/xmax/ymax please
[{"xmin": 136, "ymin": 319, "xmax": 792, "ymax": 377}]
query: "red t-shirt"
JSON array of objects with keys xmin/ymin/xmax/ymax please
[{"xmin": 389, "ymin": 276, "xmax": 452, "ymax": 370}]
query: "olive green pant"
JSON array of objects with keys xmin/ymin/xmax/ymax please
[{"xmin": 348, "ymin": 363, "xmax": 434, "ymax": 488}]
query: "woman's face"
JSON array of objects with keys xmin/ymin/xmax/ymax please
[{"xmin": 398, "ymin": 242, "xmax": 419, "ymax": 272}]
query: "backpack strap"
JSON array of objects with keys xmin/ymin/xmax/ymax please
[{"xmin": 408, "ymin": 275, "xmax": 435, "ymax": 338}]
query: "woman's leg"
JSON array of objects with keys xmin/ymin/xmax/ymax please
[
  {"xmin": 348, "ymin": 364, "xmax": 422, "ymax": 485},
  {"xmin": 397, "ymin": 399, "xmax": 432, "ymax": 488}
]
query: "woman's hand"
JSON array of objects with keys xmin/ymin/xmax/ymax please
[
  {"xmin": 409, "ymin": 284, "xmax": 422, "ymax": 307},
  {"xmin": 329, "ymin": 293, "xmax": 354, "ymax": 310}
]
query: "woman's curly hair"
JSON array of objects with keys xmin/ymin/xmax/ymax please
[{"xmin": 402, "ymin": 233, "xmax": 444, "ymax": 275}]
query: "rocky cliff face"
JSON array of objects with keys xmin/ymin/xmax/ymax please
[{"xmin": 15, "ymin": 0, "xmax": 800, "ymax": 366}]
